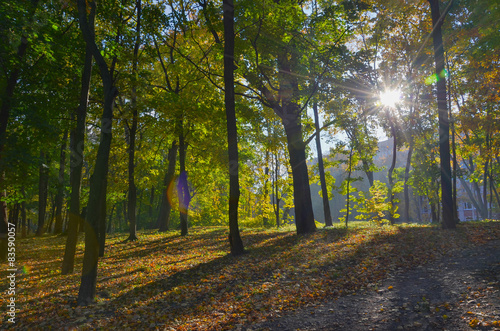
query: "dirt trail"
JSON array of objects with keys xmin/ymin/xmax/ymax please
[{"xmin": 243, "ymin": 239, "xmax": 500, "ymax": 331}]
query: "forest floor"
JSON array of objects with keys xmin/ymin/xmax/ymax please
[
  {"xmin": 1, "ymin": 221, "xmax": 500, "ymax": 330},
  {"xmin": 244, "ymin": 235, "xmax": 500, "ymax": 331}
]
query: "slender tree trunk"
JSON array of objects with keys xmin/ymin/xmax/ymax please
[
  {"xmin": 483, "ymin": 159, "xmax": 489, "ymax": 219},
  {"xmin": 37, "ymin": 151, "xmax": 49, "ymax": 236},
  {"xmin": 54, "ymin": 130, "xmax": 68, "ymax": 234},
  {"xmin": 76, "ymin": 0, "xmax": 118, "ymax": 306},
  {"xmin": 47, "ymin": 194, "xmax": 56, "ymax": 233},
  {"xmin": 149, "ymin": 185, "xmax": 155, "ymax": 220},
  {"xmin": 403, "ymin": 140, "xmax": 413, "ymax": 222},
  {"xmin": 178, "ymin": 125, "xmax": 189, "ymax": 237},
  {"xmin": 428, "ymin": 0, "xmax": 455, "ymax": 229},
  {"xmin": 61, "ymin": 4, "xmax": 94, "ymax": 275},
  {"xmin": 313, "ymin": 102, "xmax": 332, "ymax": 226},
  {"xmin": 157, "ymin": 141, "xmax": 177, "ymax": 232},
  {"xmin": 223, "ymin": 0, "xmax": 244, "ymax": 255},
  {"xmin": 388, "ymin": 125, "xmax": 397, "ymax": 225},
  {"xmin": 345, "ymin": 148, "xmax": 353, "ymax": 228},
  {"xmin": 126, "ymin": 0, "xmax": 141, "ymax": 242},
  {"xmin": 447, "ymin": 69, "xmax": 459, "ymax": 223},
  {"xmin": 107, "ymin": 204, "xmax": 115, "ymax": 234},
  {"xmin": 273, "ymin": 151, "xmax": 281, "ymax": 228}
]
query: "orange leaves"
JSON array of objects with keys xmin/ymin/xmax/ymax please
[{"xmin": 4, "ymin": 222, "xmax": 500, "ymax": 330}]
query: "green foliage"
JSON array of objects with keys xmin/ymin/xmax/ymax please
[{"xmin": 354, "ymin": 180, "xmax": 402, "ymax": 226}]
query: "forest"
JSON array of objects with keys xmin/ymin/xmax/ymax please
[{"xmin": 0, "ymin": 0, "xmax": 499, "ymax": 329}]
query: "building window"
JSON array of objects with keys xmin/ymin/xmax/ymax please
[{"xmin": 464, "ymin": 202, "xmax": 473, "ymax": 210}]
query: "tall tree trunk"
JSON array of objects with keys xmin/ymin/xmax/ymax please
[
  {"xmin": 61, "ymin": 4, "xmax": 94, "ymax": 275},
  {"xmin": 345, "ymin": 148, "xmax": 353, "ymax": 228},
  {"xmin": 447, "ymin": 65, "xmax": 459, "ymax": 223},
  {"xmin": 126, "ymin": 0, "xmax": 141, "ymax": 242},
  {"xmin": 388, "ymin": 124, "xmax": 397, "ymax": 225},
  {"xmin": 273, "ymin": 151, "xmax": 281, "ymax": 228},
  {"xmin": 313, "ymin": 102, "xmax": 332, "ymax": 227},
  {"xmin": 403, "ymin": 140, "xmax": 413, "ymax": 222},
  {"xmin": 54, "ymin": 130, "xmax": 68, "ymax": 234},
  {"xmin": 178, "ymin": 125, "xmax": 189, "ymax": 237},
  {"xmin": 157, "ymin": 141, "xmax": 177, "ymax": 232},
  {"xmin": 223, "ymin": 0, "xmax": 244, "ymax": 255},
  {"xmin": 76, "ymin": 0, "xmax": 118, "ymax": 306},
  {"xmin": 37, "ymin": 151, "xmax": 49, "ymax": 236},
  {"xmin": 107, "ymin": 204, "xmax": 115, "ymax": 234},
  {"xmin": 428, "ymin": 0, "xmax": 455, "ymax": 229}
]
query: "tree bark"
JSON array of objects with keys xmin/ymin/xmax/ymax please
[
  {"xmin": 428, "ymin": 0, "xmax": 455, "ymax": 229},
  {"xmin": 61, "ymin": 3, "xmax": 94, "ymax": 275},
  {"xmin": 178, "ymin": 124, "xmax": 189, "ymax": 237},
  {"xmin": 388, "ymin": 124, "xmax": 397, "ymax": 225},
  {"xmin": 149, "ymin": 185, "xmax": 155, "ymax": 220},
  {"xmin": 126, "ymin": 0, "xmax": 141, "ymax": 242},
  {"xmin": 313, "ymin": 102, "xmax": 332, "ymax": 227},
  {"xmin": 223, "ymin": 0, "xmax": 245, "ymax": 256},
  {"xmin": 157, "ymin": 141, "xmax": 177, "ymax": 231},
  {"xmin": 54, "ymin": 130, "xmax": 68, "ymax": 234},
  {"xmin": 282, "ymin": 113, "xmax": 316, "ymax": 234},
  {"xmin": 37, "ymin": 151, "xmax": 49, "ymax": 236},
  {"xmin": 345, "ymin": 148, "xmax": 353, "ymax": 228},
  {"xmin": 403, "ymin": 140, "xmax": 413, "ymax": 223},
  {"xmin": 76, "ymin": 0, "xmax": 118, "ymax": 306}
]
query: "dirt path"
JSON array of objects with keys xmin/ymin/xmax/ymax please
[{"xmin": 243, "ymin": 239, "xmax": 500, "ymax": 331}]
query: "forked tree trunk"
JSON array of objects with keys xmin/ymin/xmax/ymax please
[
  {"xmin": 61, "ymin": 4, "xmax": 93, "ymax": 275},
  {"xmin": 76, "ymin": 0, "xmax": 118, "ymax": 306},
  {"xmin": 313, "ymin": 102, "xmax": 332, "ymax": 227}
]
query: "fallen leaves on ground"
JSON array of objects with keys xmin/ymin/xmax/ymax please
[{"xmin": 1, "ymin": 220, "xmax": 499, "ymax": 330}]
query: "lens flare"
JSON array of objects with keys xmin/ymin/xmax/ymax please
[{"xmin": 379, "ymin": 90, "xmax": 401, "ymax": 108}]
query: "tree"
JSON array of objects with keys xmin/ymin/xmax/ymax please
[
  {"xmin": 427, "ymin": 0, "xmax": 455, "ymax": 229},
  {"xmin": 76, "ymin": 0, "xmax": 119, "ymax": 306},
  {"xmin": 125, "ymin": 0, "xmax": 142, "ymax": 242},
  {"xmin": 62, "ymin": 4, "xmax": 94, "ymax": 273},
  {"xmin": 313, "ymin": 102, "xmax": 332, "ymax": 226},
  {"xmin": 157, "ymin": 141, "xmax": 177, "ymax": 231},
  {"xmin": 224, "ymin": 0, "xmax": 245, "ymax": 255}
]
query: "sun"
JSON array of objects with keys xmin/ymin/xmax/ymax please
[{"xmin": 379, "ymin": 89, "xmax": 402, "ymax": 108}]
